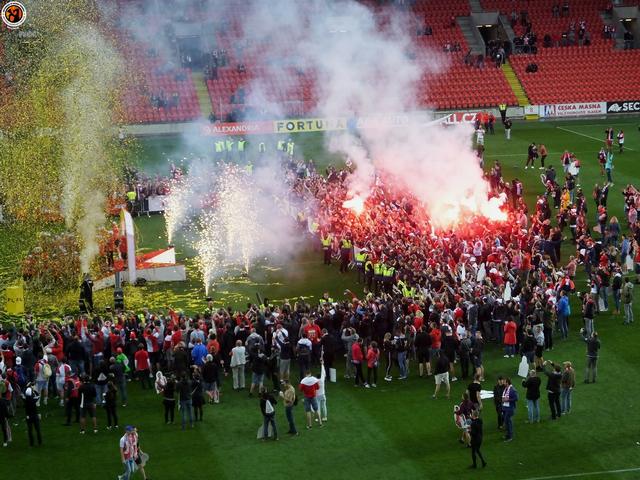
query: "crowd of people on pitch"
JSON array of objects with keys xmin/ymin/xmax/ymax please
[{"xmin": 0, "ymin": 134, "xmax": 637, "ymax": 474}]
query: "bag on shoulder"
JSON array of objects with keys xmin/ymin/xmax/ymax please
[
  {"xmin": 43, "ymin": 363, "xmax": 52, "ymax": 379},
  {"xmin": 265, "ymin": 399, "xmax": 274, "ymax": 414}
]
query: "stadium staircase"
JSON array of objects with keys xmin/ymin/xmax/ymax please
[
  {"xmin": 193, "ymin": 71, "xmax": 213, "ymax": 118},
  {"xmin": 502, "ymin": 61, "xmax": 538, "ymax": 119},
  {"xmin": 501, "ymin": 62, "xmax": 529, "ymax": 106},
  {"xmin": 469, "ymin": 0, "xmax": 483, "ymax": 13},
  {"xmin": 457, "ymin": 16, "xmax": 484, "ymax": 53}
]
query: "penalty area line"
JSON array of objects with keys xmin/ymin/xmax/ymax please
[
  {"xmin": 519, "ymin": 467, "xmax": 640, "ymax": 480},
  {"xmin": 556, "ymin": 126, "xmax": 635, "ymax": 151}
]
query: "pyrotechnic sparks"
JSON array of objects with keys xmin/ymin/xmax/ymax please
[
  {"xmin": 164, "ymin": 174, "xmax": 191, "ymax": 245},
  {"xmin": 342, "ymin": 195, "xmax": 365, "ymax": 215},
  {"xmin": 194, "ymin": 210, "xmax": 224, "ymax": 296}
]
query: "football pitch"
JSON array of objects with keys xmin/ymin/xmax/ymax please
[{"xmin": 3, "ymin": 116, "xmax": 640, "ymax": 479}]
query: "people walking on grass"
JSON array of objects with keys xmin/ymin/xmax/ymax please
[
  {"xmin": 383, "ymin": 332, "xmax": 394, "ymax": 381},
  {"xmin": 560, "ymin": 361, "xmax": 575, "ymax": 414},
  {"xmin": 259, "ymin": 388, "xmax": 278, "ymax": 441},
  {"xmin": 351, "ymin": 337, "xmax": 365, "ymax": 386},
  {"xmin": 543, "ymin": 361, "xmax": 562, "ymax": 420},
  {"xmin": 583, "ymin": 331, "xmax": 600, "ymax": 383},
  {"xmin": 23, "ymin": 386, "xmax": 42, "ymax": 447},
  {"xmin": 161, "ymin": 374, "xmax": 176, "ymax": 425},
  {"xmin": 316, "ymin": 361, "xmax": 328, "ymax": 422},
  {"xmin": 104, "ymin": 380, "xmax": 119, "ymax": 430},
  {"xmin": 432, "ymin": 351, "xmax": 451, "ymax": 399},
  {"xmin": 501, "ymin": 378, "xmax": 518, "ymax": 441},
  {"xmin": 622, "ymin": 277, "xmax": 634, "ymax": 324},
  {"xmin": 202, "ymin": 354, "xmax": 221, "ymax": 404},
  {"xmin": 503, "ymin": 317, "xmax": 517, "ymax": 357},
  {"xmin": 118, "ymin": 426, "xmax": 138, "ymax": 480},
  {"xmin": 191, "ymin": 370, "xmax": 204, "ymax": 422},
  {"xmin": 178, "ymin": 373, "xmax": 194, "ymax": 430},
  {"xmin": 522, "ymin": 369, "xmax": 541, "ymax": 423},
  {"xmin": 469, "ymin": 410, "xmax": 487, "ymax": 468},
  {"xmin": 79, "ymin": 374, "xmax": 98, "ymax": 434},
  {"xmin": 299, "ymin": 371, "xmax": 323, "ymax": 429},
  {"xmin": 365, "ymin": 341, "xmax": 380, "ymax": 388},
  {"xmin": 279, "ymin": 379, "xmax": 298, "ymax": 435},
  {"xmin": 230, "ymin": 340, "xmax": 246, "ymax": 390}
]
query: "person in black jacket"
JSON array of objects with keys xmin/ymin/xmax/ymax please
[
  {"xmin": 23, "ymin": 386, "xmax": 42, "ymax": 446},
  {"xmin": 469, "ymin": 410, "xmax": 486, "ymax": 468},
  {"xmin": 492, "ymin": 376, "xmax": 505, "ymax": 429},
  {"xmin": 259, "ymin": 388, "xmax": 278, "ymax": 441},
  {"xmin": 104, "ymin": 380, "xmax": 118, "ymax": 429},
  {"xmin": 522, "ymin": 369, "xmax": 541, "ymax": 423},
  {"xmin": 543, "ymin": 361, "xmax": 562, "ymax": 420}
]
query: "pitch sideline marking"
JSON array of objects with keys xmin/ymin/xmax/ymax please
[
  {"xmin": 519, "ymin": 466, "xmax": 640, "ymax": 480},
  {"xmin": 556, "ymin": 126, "xmax": 635, "ymax": 151}
]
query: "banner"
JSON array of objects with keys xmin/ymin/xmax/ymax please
[
  {"xmin": 146, "ymin": 195, "xmax": 166, "ymax": 213},
  {"xmin": 607, "ymin": 100, "xmax": 640, "ymax": 114},
  {"xmin": 540, "ymin": 102, "xmax": 606, "ymax": 118},
  {"xmin": 442, "ymin": 111, "xmax": 480, "ymax": 125},
  {"xmin": 5, "ymin": 284, "xmax": 24, "ymax": 315},
  {"xmin": 274, "ymin": 118, "xmax": 347, "ymax": 133},
  {"xmin": 523, "ymin": 105, "xmax": 538, "ymax": 116},
  {"xmin": 201, "ymin": 121, "xmax": 273, "ymax": 136}
]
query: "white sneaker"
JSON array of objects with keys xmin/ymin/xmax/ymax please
[
  {"xmin": 451, "ymin": 377, "xmax": 458, "ymax": 382},
  {"xmin": 503, "ymin": 355, "xmax": 510, "ymax": 358},
  {"xmin": 364, "ymin": 383, "xmax": 370, "ymax": 388},
  {"xmin": 372, "ymin": 384, "xmax": 377, "ymax": 388}
]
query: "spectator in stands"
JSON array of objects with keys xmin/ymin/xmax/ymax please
[
  {"xmin": 544, "ymin": 35, "xmax": 553, "ymax": 48},
  {"xmin": 562, "ymin": 0, "xmax": 569, "ymax": 17},
  {"xmin": 624, "ymin": 30, "xmax": 634, "ymax": 50},
  {"xmin": 552, "ymin": 3, "xmax": 560, "ymax": 18}
]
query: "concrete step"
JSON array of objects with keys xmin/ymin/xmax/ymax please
[{"xmin": 192, "ymin": 71, "xmax": 213, "ymax": 117}]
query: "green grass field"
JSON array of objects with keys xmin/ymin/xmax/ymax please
[{"xmin": 3, "ymin": 117, "xmax": 640, "ymax": 480}]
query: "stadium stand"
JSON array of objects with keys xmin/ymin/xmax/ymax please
[
  {"xmin": 482, "ymin": 0, "xmax": 640, "ymax": 105},
  {"xmin": 117, "ymin": 38, "xmax": 201, "ymax": 124},
  {"xmin": 204, "ymin": 0, "xmax": 517, "ymax": 119}
]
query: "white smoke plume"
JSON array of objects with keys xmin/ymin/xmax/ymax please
[
  {"xmin": 58, "ymin": 25, "xmax": 123, "ymax": 272},
  {"xmin": 238, "ymin": 0, "xmax": 502, "ymax": 227}
]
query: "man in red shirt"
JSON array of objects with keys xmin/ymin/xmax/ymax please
[
  {"xmin": 133, "ymin": 344, "xmax": 152, "ymax": 390},
  {"xmin": 303, "ymin": 318, "xmax": 322, "ymax": 362},
  {"xmin": 299, "ymin": 372, "xmax": 322, "ymax": 429}
]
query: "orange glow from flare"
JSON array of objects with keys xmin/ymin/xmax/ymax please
[{"xmin": 342, "ymin": 195, "xmax": 365, "ymax": 215}]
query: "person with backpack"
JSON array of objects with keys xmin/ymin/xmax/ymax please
[
  {"xmin": 34, "ymin": 356, "xmax": 52, "ymax": 407},
  {"xmin": 259, "ymin": 388, "xmax": 278, "ymax": 441}
]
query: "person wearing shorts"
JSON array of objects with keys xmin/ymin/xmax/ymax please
[
  {"xmin": 78, "ymin": 375, "xmax": 98, "ymax": 434},
  {"xmin": 299, "ymin": 372, "xmax": 323, "ymax": 429},
  {"xmin": 432, "ymin": 352, "xmax": 450, "ymax": 399}
]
